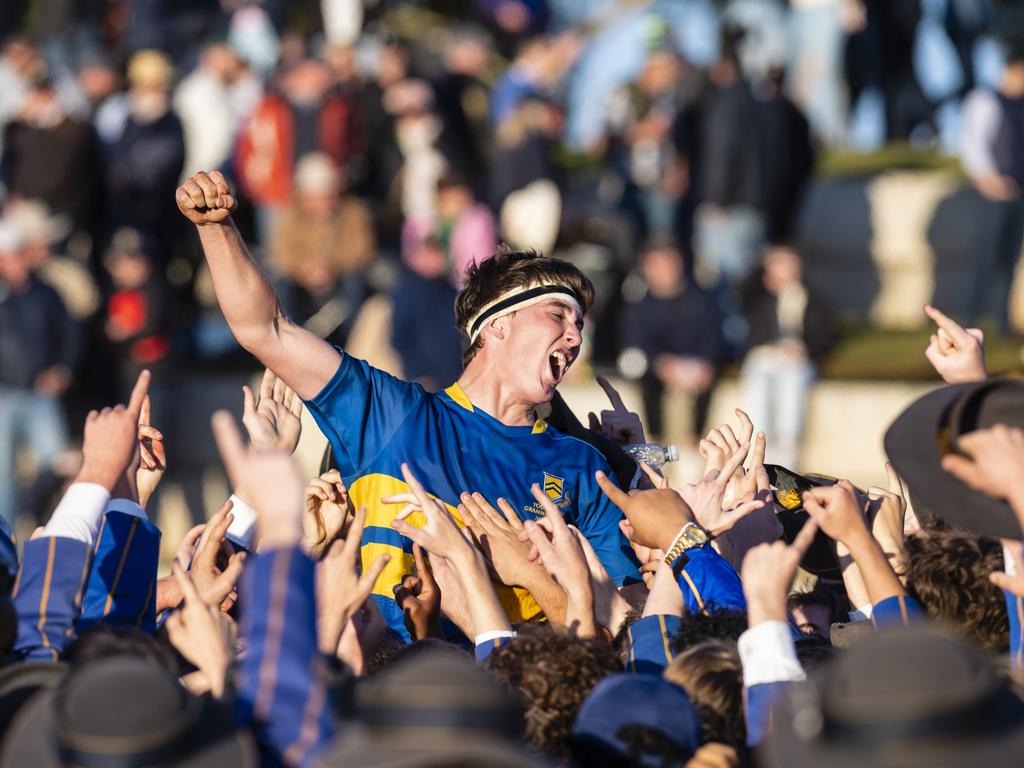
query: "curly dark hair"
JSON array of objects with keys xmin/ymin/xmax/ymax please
[
  {"xmin": 664, "ymin": 640, "xmax": 746, "ymax": 751},
  {"xmin": 454, "ymin": 247, "xmax": 595, "ymax": 367},
  {"xmin": 484, "ymin": 625, "xmax": 621, "ymax": 761},
  {"xmin": 900, "ymin": 521, "xmax": 1009, "ymax": 652},
  {"xmin": 669, "ymin": 609, "xmax": 749, "ymax": 655}
]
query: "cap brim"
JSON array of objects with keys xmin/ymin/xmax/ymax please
[
  {"xmin": 0, "ymin": 686, "xmax": 257, "ymax": 768},
  {"xmin": 884, "ymin": 385, "xmax": 1022, "ymax": 539},
  {"xmin": 762, "ymin": 686, "xmax": 1024, "ymax": 768}
]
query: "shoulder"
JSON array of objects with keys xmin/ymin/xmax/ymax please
[{"xmin": 541, "ymin": 421, "xmax": 614, "ymax": 470}]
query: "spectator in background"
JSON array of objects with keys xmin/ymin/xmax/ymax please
[
  {"xmin": 759, "ymin": 65, "xmax": 815, "ymax": 243},
  {"xmin": 739, "ymin": 244, "xmax": 834, "ymax": 468},
  {"xmin": 0, "ymin": 221, "xmax": 77, "ymax": 524},
  {"xmin": 174, "ymin": 42, "xmax": 260, "ymax": 178},
  {"xmin": 391, "ymin": 236, "xmax": 464, "ymax": 391},
  {"xmin": 602, "ymin": 27, "xmax": 695, "ymax": 244},
  {"xmin": 1, "ymin": 63, "xmax": 101, "ymax": 237},
  {"xmin": 75, "ymin": 50, "xmax": 127, "ymax": 151},
  {"xmin": 100, "ymin": 227, "xmax": 172, "ymax": 398},
  {"xmin": 105, "ymin": 50, "xmax": 185, "ymax": 267},
  {"xmin": 618, "ymin": 237, "xmax": 725, "ymax": 443},
  {"xmin": 960, "ymin": 43, "xmax": 1024, "ymax": 335},
  {"xmin": 694, "ymin": 25, "xmax": 766, "ymax": 288},
  {"xmin": 235, "ymin": 56, "xmax": 364, "ymax": 244},
  {"xmin": 402, "ymin": 170, "xmax": 497, "ymax": 286},
  {"xmin": 270, "ymin": 152, "xmax": 374, "ymax": 348}
]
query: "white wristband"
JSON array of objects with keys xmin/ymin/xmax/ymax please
[{"xmin": 226, "ymin": 494, "xmax": 257, "ymax": 551}]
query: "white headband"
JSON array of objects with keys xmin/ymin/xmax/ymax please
[{"xmin": 465, "ymin": 283, "xmax": 583, "ymax": 344}]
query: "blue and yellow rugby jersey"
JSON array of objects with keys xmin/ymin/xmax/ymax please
[{"xmin": 307, "ymin": 353, "xmax": 641, "ymax": 639}]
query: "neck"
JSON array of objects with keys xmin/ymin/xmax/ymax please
[{"xmin": 456, "ymin": 359, "xmax": 538, "ymax": 426}]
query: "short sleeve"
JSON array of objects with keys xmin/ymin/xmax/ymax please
[
  {"xmin": 572, "ymin": 461, "xmax": 641, "ymax": 586},
  {"xmin": 305, "ymin": 353, "xmax": 427, "ymax": 478}
]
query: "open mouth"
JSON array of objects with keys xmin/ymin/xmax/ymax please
[{"xmin": 549, "ymin": 350, "xmax": 569, "ymax": 383}]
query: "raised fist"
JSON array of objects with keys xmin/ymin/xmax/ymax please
[{"xmin": 175, "ymin": 171, "xmax": 236, "ymax": 226}]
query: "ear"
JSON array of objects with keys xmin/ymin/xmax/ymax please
[{"xmin": 483, "ymin": 318, "xmax": 507, "ymax": 341}]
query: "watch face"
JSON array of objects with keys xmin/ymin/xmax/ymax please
[{"xmin": 682, "ymin": 527, "xmax": 708, "ymax": 547}]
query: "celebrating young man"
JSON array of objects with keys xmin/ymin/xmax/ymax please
[{"xmin": 176, "ymin": 171, "xmax": 639, "ymax": 636}]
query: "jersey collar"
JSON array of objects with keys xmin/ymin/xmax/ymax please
[{"xmin": 443, "ymin": 382, "xmax": 549, "ymax": 434}]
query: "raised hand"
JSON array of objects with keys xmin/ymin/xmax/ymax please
[
  {"xmin": 165, "ymin": 563, "xmax": 234, "ymax": 698},
  {"xmin": 136, "ymin": 394, "xmax": 166, "ymax": 510},
  {"xmin": 523, "ymin": 484, "xmax": 596, "ymax": 636},
  {"xmin": 941, "ymin": 425, "xmax": 1024, "ymax": 513},
  {"xmin": 865, "ymin": 462, "xmax": 907, "ymax": 563},
  {"xmin": 386, "ymin": 464, "xmax": 475, "ymax": 563},
  {"xmin": 701, "ymin": 410, "xmax": 762, "ymax": 504},
  {"xmin": 393, "ymin": 544, "xmax": 443, "ymax": 640},
  {"xmin": 459, "ymin": 492, "xmax": 542, "ymax": 587},
  {"xmin": 924, "ymin": 305, "xmax": 986, "ymax": 384},
  {"xmin": 303, "ymin": 469, "xmax": 352, "ymax": 558},
  {"xmin": 242, "ymin": 368, "xmax": 304, "ymax": 454},
  {"xmin": 212, "ymin": 410, "xmax": 305, "ymax": 549},
  {"xmin": 801, "ymin": 481, "xmax": 871, "ymax": 547},
  {"xmin": 336, "ymin": 598, "xmax": 388, "ymax": 676},
  {"xmin": 316, "ymin": 505, "xmax": 390, "ymax": 654},
  {"xmin": 679, "ymin": 442, "xmax": 765, "ymax": 538},
  {"xmin": 189, "ymin": 499, "xmax": 247, "ymax": 610},
  {"xmin": 78, "ymin": 370, "xmax": 151, "ymax": 491},
  {"xmin": 588, "ymin": 375, "xmax": 646, "ymax": 446},
  {"xmin": 741, "ymin": 518, "xmax": 819, "ymax": 625},
  {"xmin": 596, "ymin": 471, "xmax": 693, "ymax": 552},
  {"xmin": 175, "ymin": 170, "xmax": 236, "ymax": 226}
]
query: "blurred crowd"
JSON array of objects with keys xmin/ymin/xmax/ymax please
[{"xmin": 1, "ymin": 0, "xmax": 1024, "ymax": 523}]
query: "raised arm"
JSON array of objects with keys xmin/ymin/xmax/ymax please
[{"xmin": 175, "ymin": 171, "xmax": 340, "ymax": 400}]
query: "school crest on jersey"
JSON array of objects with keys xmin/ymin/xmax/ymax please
[{"xmin": 543, "ymin": 472, "xmax": 565, "ymax": 504}]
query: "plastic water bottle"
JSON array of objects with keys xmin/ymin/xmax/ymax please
[{"xmin": 623, "ymin": 443, "xmax": 680, "ymax": 470}]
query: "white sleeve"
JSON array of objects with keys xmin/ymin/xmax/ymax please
[
  {"xmin": 474, "ymin": 630, "xmax": 517, "ymax": 645},
  {"xmin": 225, "ymin": 494, "xmax": 257, "ymax": 551},
  {"xmin": 43, "ymin": 483, "xmax": 111, "ymax": 545},
  {"xmin": 848, "ymin": 603, "xmax": 873, "ymax": 622},
  {"xmin": 961, "ymin": 90, "xmax": 1002, "ymax": 179},
  {"xmin": 738, "ymin": 620, "xmax": 806, "ymax": 687}
]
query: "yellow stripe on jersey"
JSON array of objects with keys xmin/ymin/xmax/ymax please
[{"xmin": 348, "ymin": 473, "xmax": 543, "ymax": 625}]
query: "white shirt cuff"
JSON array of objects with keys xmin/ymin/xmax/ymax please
[
  {"xmin": 1004, "ymin": 544, "xmax": 1020, "ymax": 577},
  {"xmin": 106, "ymin": 498, "xmax": 147, "ymax": 520},
  {"xmin": 44, "ymin": 482, "xmax": 111, "ymax": 545},
  {"xmin": 225, "ymin": 494, "xmax": 257, "ymax": 551},
  {"xmin": 738, "ymin": 620, "xmax": 806, "ymax": 687},
  {"xmin": 474, "ymin": 630, "xmax": 517, "ymax": 645},
  {"xmin": 849, "ymin": 603, "xmax": 873, "ymax": 621}
]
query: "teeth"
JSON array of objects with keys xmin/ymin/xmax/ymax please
[{"xmin": 551, "ymin": 351, "xmax": 568, "ymax": 379}]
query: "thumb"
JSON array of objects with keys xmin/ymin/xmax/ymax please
[
  {"xmin": 242, "ymin": 385, "xmax": 256, "ymax": 417},
  {"xmin": 588, "ymin": 412, "xmax": 601, "ymax": 432}
]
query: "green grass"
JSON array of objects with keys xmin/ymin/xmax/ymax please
[
  {"xmin": 816, "ymin": 323, "xmax": 1022, "ymax": 381},
  {"xmin": 816, "ymin": 145, "xmax": 966, "ymax": 180}
]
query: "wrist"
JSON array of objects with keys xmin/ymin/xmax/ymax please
[
  {"xmin": 746, "ymin": 596, "xmax": 788, "ymax": 626},
  {"xmin": 76, "ymin": 464, "xmax": 119, "ymax": 491}
]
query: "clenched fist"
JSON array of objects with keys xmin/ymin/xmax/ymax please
[{"xmin": 176, "ymin": 171, "xmax": 236, "ymax": 225}]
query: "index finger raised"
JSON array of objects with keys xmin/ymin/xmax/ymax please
[
  {"xmin": 596, "ymin": 375, "xmax": 629, "ymax": 412},
  {"xmin": 925, "ymin": 305, "xmax": 971, "ymax": 345},
  {"xmin": 127, "ymin": 370, "xmax": 151, "ymax": 421},
  {"xmin": 595, "ymin": 470, "xmax": 630, "ymax": 510},
  {"xmin": 211, "ymin": 411, "xmax": 246, "ymax": 486}
]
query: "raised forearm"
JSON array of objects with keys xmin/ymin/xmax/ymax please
[
  {"xmin": 846, "ymin": 532, "xmax": 906, "ymax": 605},
  {"xmin": 452, "ymin": 552, "xmax": 512, "ymax": 637},
  {"xmin": 196, "ymin": 220, "xmax": 286, "ymax": 349}
]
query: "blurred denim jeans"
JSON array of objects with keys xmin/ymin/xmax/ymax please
[
  {"xmin": 0, "ymin": 387, "xmax": 68, "ymax": 524},
  {"xmin": 740, "ymin": 348, "xmax": 816, "ymax": 470}
]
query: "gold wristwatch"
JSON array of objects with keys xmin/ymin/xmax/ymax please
[{"xmin": 663, "ymin": 523, "xmax": 712, "ymax": 570}]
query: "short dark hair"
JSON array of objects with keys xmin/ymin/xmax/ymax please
[
  {"xmin": 484, "ymin": 625, "xmax": 620, "ymax": 761},
  {"xmin": 669, "ymin": 609, "xmax": 749, "ymax": 655},
  {"xmin": 900, "ymin": 521, "xmax": 1009, "ymax": 652},
  {"xmin": 663, "ymin": 640, "xmax": 746, "ymax": 751},
  {"xmin": 62, "ymin": 625, "xmax": 179, "ymax": 673},
  {"xmin": 454, "ymin": 247, "xmax": 595, "ymax": 367},
  {"xmin": 787, "ymin": 581, "xmax": 850, "ymax": 635}
]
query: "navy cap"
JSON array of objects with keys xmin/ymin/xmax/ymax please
[{"xmin": 572, "ymin": 674, "xmax": 702, "ymax": 764}]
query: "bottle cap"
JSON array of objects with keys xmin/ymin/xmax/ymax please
[{"xmin": 665, "ymin": 444, "xmax": 679, "ymax": 463}]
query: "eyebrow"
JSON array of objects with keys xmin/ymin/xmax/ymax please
[{"xmin": 547, "ymin": 299, "xmax": 583, "ymax": 326}]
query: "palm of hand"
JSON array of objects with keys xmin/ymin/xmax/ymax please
[{"xmin": 248, "ymin": 400, "xmax": 301, "ymax": 452}]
